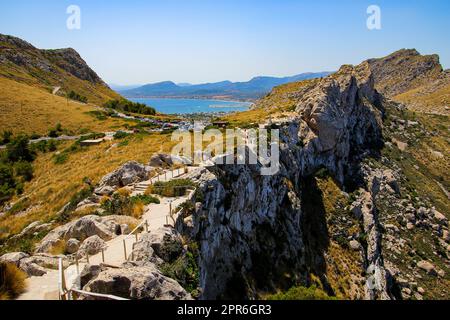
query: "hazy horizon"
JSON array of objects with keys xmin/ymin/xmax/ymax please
[{"xmin": 1, "ymin": 0, "xmax": 449, "ymax": 85}]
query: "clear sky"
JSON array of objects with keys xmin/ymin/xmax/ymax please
[{"xmin": 1, "ymin": 0, "xmax": 449, "ymax": 85}]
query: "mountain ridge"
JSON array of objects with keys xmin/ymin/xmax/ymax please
[
  {"xmin": 0, "ymin": 33, "xmax": 120, "ymax": 105},
  {"xmin": 120, "ymin": 72, "xmax": 332, "ymax": 101}
]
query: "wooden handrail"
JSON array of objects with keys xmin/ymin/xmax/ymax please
[{"xmin": 70, "ymin": 289, "xmax": 129, "ymax": 300}]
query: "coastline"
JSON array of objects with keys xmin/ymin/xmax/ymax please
[{"xmin": 124, "ymin": 95, "xmax": 257, "ymax": 104}]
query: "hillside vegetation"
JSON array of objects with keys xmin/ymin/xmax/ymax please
[
  {"xmin": 367, "ymin": 49, "xmax": 449, "ymax": 115},
  {"xmin": 0, "ymin": 132, "xmax": 177, "ymax": 253},
  {"xmin": 0, "ymin": 34, "xmax": 120, "ymax": 105},
  {"xmin": 0, "ymin": 77, "xmax": 129, "ymax": 135}
]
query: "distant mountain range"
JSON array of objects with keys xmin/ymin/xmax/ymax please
[{"xmin": 118, "ymin": 72, "xmax": 332, "ymax": 101}]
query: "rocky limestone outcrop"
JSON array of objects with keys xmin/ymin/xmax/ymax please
[
  {"xmin": 94, "ymin": 161, "xmax": 150, "ymax": 196},
  {"xmin": 81, "ymin": 264, "xmax": 191, "ymax": 300},
  {"xmin": 0, "ymin": 252, "xmax": 69, "ymax": 277},
  {"xmin": 176, "ymin": 63, "xmax": 388, "ymax": 299},
  {"xmin": 349, "ymin": 165, "xmax": 401, "ymax": 300},
  {"xmin": 367, "ymin": 49, "xmax": 443, "ymax": 97},
  {"xmin": 130, "ymin": 227, "xmax": 183, "ymax": 264},
  {"xmin": 78, "ymin": 235, "xmax": 106, "ymax": 256},
  {"xmin": 35, "ymin": 215, "xmax": 114, "ymax": 253},
  {"xmin": 149, "ymin": 153, "xmax": 191, "ymax": 167}
]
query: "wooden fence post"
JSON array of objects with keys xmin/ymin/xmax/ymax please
[{"xmin": 75, "ymin": 255, "xmax": 79, "ymax": 275}]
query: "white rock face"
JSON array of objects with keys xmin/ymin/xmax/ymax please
[
  {"xmin": 131, "ymin": 227, "xmax": 183, "ymax": 264},
  {"xmin": 78, "ymin": 235, "xmax": 106, "ymax": 256},
  {"xmin": 177, "ymin": 64, "xmax": 390, "ymax": 300},
  {"xmin": 94, "ymin": 161, "xmax": 150, "ymax": 195},
  {"xmin": 82, "ymin": 265, "xmax": 191, "ymax": 300},
  {"xmin": 35, "ymin": 215, "xmax": 114, "ymax": 253},
  {"xmin": 0, "ymin": 252, "xmax": 29, "ymax": 266},
  {"xmin": 65, "ymin": 238, "xmax": 80, "ymax": 254}
]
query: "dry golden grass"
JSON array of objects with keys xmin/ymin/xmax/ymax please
[
  {"xmin": 132, "ymin": 202, "xmax": 145, "ymax": 219},
  {"xmin": 315, "ymin": 177, "xmax": 365, "ymax": 299},
  {"xmin": 221, "ymin": 79, "xmax": 317, "ymax": 126},
  {"xmin": 0, "ymin": 77, "xmax": 130, "ymax": 135},
  {"xmin": 394, "ymin": 81, "xmax": 450, "ymax": 115},
  {"xmin": 0, "ymin": 262, "xmax": 27, "ymax": 300},
  {"xmin": 0, "ymin": 132, "xmax": 177, "ymax": 239},
  {"xmin": 49, "ymin": 239, "xmax": 66, "ymax": 256}
]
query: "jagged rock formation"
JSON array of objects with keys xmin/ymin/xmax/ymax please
[
  {"xmin": 35, "ymin": 215, "xmax": 137, "ymax": 254},
  {"xmin": 0, "ymin": 252, "xmax": 69, "ymax": 277},
  {"xmin": 177, "ymin": 63, "xmax": 393, "ymax": 299},
  {"xmin": 94, "ymin": 161, "xmax": 151, "ymax": 196},
  {"xmin": 366, "ymin": 49, "xmax": 449, "ymax": 114},
  {"xmin": 367, "ymin": 49, "xmax": 442, "ymax": 98}
]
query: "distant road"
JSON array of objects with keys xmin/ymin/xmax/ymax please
[{"xmin": 52, "ymin": 86, "xmax": 61, "ymax": 95}]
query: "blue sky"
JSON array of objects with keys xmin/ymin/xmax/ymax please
[{"xmin": 1, "ymin": 0, "xmax": 449, "ymax": 85}]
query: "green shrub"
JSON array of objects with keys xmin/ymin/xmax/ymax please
[
  {"xmin": 113, "ymin": 131, "xmax": 130, "ymax": 139},
  {"xmin": 6, "ymin": 136, "xmax": 35, "ymax": 162},
  {"xmin": 48, "ymin": 129, "xmax": 59, "ymax": 138},
  {"xmin": 67, "ymin": 90, "xmax": 88, "ymax": 103},
  {"xmin": 159, "ymin": 244, "xmax": 200, "ymax": 295},
  {"xmin": 58, "ymin": 186, "xmax": 94, "ymax": 222},
  {"xmin": 0, "ymin": 164, "xmax": 15, "ymax": 204},
  {"xmin": 101, "ymin": 192, "xmax": 134, "ymax": 217},
  {"xmin": 146, "ymin": 179, "xmax": 194, "ymax": 197},
  {"xmin": 130, "ymin": 194, "xmax": 160, "ymax": 205},
  {"xmin": 14, "ymin": 161, "xmax": 33, "ymax": 182},
  {"xmin": 104, "ymin": 99, "xmax": 156, "ymax": 116},
  {"xmin": 0, "ymin": 131, "xmax": 13, "ymax": 145},
  {"xmin": 266, "ymin": 285, "xmax": 336, "ymax": 300},
  {"xmin": 53, "ymin": 153, "xmax": 68, "ymax": 165}
]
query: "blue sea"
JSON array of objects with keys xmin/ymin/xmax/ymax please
[{"xmin": 129, "ymin": 98, "xmax": 251, "ymax": 114}]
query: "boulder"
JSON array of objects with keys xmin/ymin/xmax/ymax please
[
  {"xmin": 19, "ymin": 261, "xmax": 47, "ymax": 277},
  {"xmin": 432, "ymin": 208, "xmax": 448, "ymax": 225},
  {"xmin": 79, "ymin": 264, "xmax": 105, "ymax": 288},
  {"xmin": 17, "ymin": 254, "xmax": 69, "ymax": 277},
  {"xmin": 83, "ymin": 265, "xmax": 191, "ymax": 300},
  {"xmin": 149, "ymin": 153, "xmax": 191, "ymax": 167},
  {"xmin": 417, "ymin": 260, "xmax": 438, "ymax": 276},
  {"xmin": 349, "ymin": 240, "xmax": 360, "ymax": 251},
  {"xmin": 442, "ymin": 230, "xmax": 450, "ymax": 242},
  {"xmin": 101, "ymin": 215, "xmax": 139, "ymax": 236},
  {"xmin": 78, "ymin": 235, "xmax": 106, "ymax": 256},
  {"xmin": 131, "ymin": 227, "xmax": 183, "ymax": 263},
  {"xmin": 11, "ymin": 221, "xmax": 53, "ymax": 240},
  {"xmin": 0, "ymin": 252, "xmax": 29, "ymax": 266},
  {"xmin": 36, "ymin": 215, "xmax": 114, "ymax": 253},
  {"xmin": 94, "ymin": 161, "xmax": 149, "ymax": 195},
  {"xmin": 66, "ymin": 238, "xmax": 80, "ymax": 254}
]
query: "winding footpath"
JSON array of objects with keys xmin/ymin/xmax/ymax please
[{"xmin": 17, "ymin": 166, "xmax": 197, "ymax": 300}]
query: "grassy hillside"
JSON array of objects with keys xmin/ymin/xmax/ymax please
[
  {"xmin": 0, "ymin": 77, "xmax": 130, "ymax": 135},
  {"xmin": 0, "ymin": 132, "xmax": 177, "ymax": 252},
  {"xmin": 0, "ymin": 34, "xmax": 120, "ymax": 106},
  {"xmin": 394, "ymin": 72, "xmax": 450, "ymax": 115}
]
